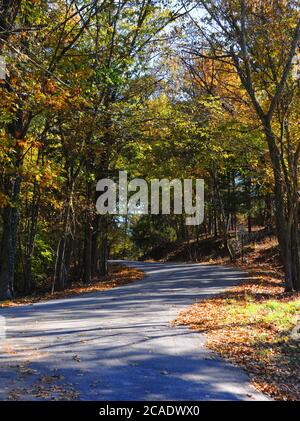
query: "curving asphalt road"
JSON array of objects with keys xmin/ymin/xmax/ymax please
[{"xmin": 0, "ymin": 261, "xmax": 268, "ymax": 401}]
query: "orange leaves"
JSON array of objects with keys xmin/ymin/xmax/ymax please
[
  {"xmin": 0, "ymin": 192, "xmax": 9, "ymax": 208},
  {"xmin": 16, "ymin": 136, "xmax": 42, "ymax": 150},
  {"xmin": 43, "ymin": 79, "xmax": 58, "ymax": 95},
  {"xmin": 16, "ymin": 139, "xmax": 27, "ymax": 149}
]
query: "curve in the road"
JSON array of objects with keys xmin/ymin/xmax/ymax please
[{"xmin": 0, "ymin": 262, "xmax": 268, "ymax": 401}]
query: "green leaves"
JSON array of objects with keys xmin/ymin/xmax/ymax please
[{"xmin": 95, "ymin": 64, "xmax": 125, "ymax": 88}]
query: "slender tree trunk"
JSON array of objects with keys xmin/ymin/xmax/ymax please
[
  {"xmin": 84, "ymin": 218, "xmax": 92, "ymax": 283},
  {"xmin": 83, "ymin": 168, "xmax": 92, "ymax": 283},
  {"xmin": 98, "ymin": 215, "xmax": 108, "ymax": 276},
  {"xmin": 52, "ymin": 182, "xmax": 75, "ymax": 292},
  {"xmin": 211, "ymin": 169, "xmax": 234, "ymax": 260},
  {"xmin": 23, "ymin": 179, "xmax": 40, "ymax": 292},
  {"xmin": 0, "ymin": 174, "xmax": 21, "ymax": 300},
  {"xmin": 246, "ymin": 177, "xmax": 252, "ymax": 235},
  {"xmin": 91, "ymin": 215, "xmax": 99, "ymax": 277}
]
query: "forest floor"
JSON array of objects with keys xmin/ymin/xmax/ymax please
[
  {"xmin": 0, "ymin": 265, "xmax": 144, "ymax": 308},
  {"xmin": 175, "ymin": 236, "xmax": 300, "ymax": 401}
]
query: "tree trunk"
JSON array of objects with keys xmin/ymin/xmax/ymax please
[
  {"xmin": 52, "ymin": 182, "xmax": 75, "ymax": 292},
  {"xmin": 0, "ymin": 175, "xmax": 21, "ymax": 300},
  {"xmin": 211, "ymin": 169, "xmax": 234, "ymax": 261},
  {"xmin": 23, "ymin": 179, "xmax": 40, "ymax": 292},
  {"xmin": 84, "ymin": 220, "xmax": 92, "ymax": 283},
  {"xmin": 91, "ymin": 214, "xmax": 99, "ymax": 277},
  {"xmin": 83, "ymin": 171, "xmax": 92, "ymax": 283},
  {"xmin": 99, "ymin": 215, "xmax": 109, "ymax": 276},
  {"xmin": 264, "ymin": 127, "xmax": 299, "ymax": 291},
  {"xmin": 291, "ymin": 219, "xmax": 300, "ymax": 291},
  {"xmin": 246, "ymin": 177, "xmax": 252, "ymax": 235}
]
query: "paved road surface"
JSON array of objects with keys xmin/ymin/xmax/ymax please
[{"xmin": 0, "ymin": 262, "xmax": 268, "ymax": 401}]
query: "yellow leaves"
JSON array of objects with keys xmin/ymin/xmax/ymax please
[{"xmin": 0, "ymin": 192, "xmax": 9, "ymax": 208}]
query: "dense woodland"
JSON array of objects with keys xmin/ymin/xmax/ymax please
[{"xmin": 0, "ymin": 0, "xmax": 300, "ymax": 300}]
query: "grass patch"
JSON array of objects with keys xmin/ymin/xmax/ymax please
[{"xmin": 253, "ymin": 300, "xmax": 299, "ymax": 329}]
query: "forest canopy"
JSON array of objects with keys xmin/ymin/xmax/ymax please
[{"xmin": 0, "ymin": 0, "xmax": 300, "ymax": 299}]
